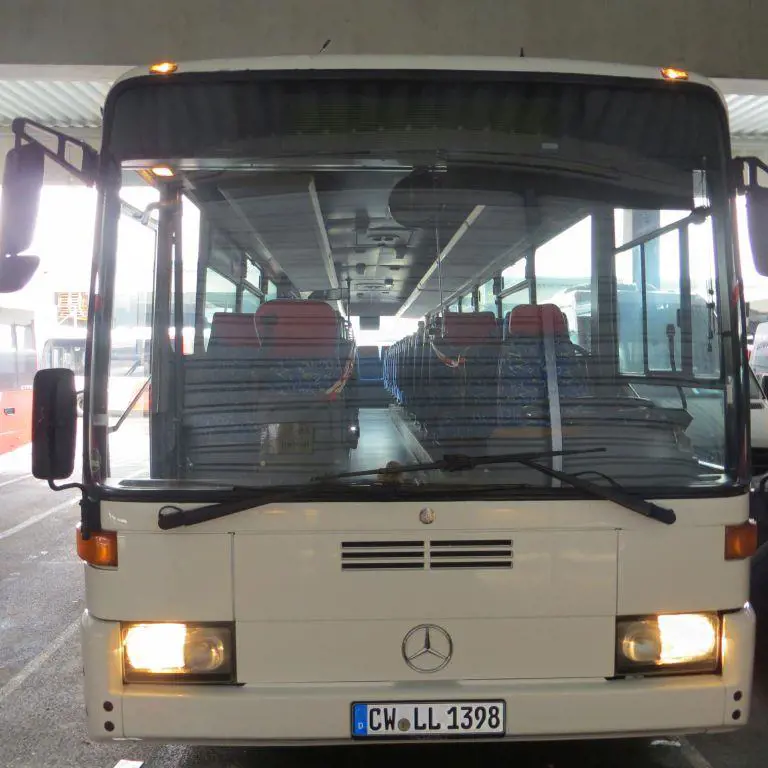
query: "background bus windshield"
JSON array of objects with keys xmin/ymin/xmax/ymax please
[{"xmin": 93, "ymin": 73, "xmax": 735, "ymax": 493}]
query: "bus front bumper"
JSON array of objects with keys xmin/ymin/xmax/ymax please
[{"xmin": 81, "ymin": 608, "xmax": 755, "ymax": 745}]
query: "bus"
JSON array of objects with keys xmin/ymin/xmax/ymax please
[
  {"xmin": 41, "ymin": 328, "xmax": 152, "ymax": 417},
  {"xmin": 5, "ymin": 56, "xmax": 767, "ymax": 746},
  {"xmin": 0, "ymin": 307, "xmax": 35, "ymax": 454}
]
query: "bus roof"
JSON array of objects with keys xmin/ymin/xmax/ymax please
[{"xmin": 113, "ymin": 55, "xmax": 721, "ymax": 99}]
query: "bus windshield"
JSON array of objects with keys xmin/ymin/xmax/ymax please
[{"xmin": 91, "ymin": 71, "xmax": 736, "ymax": 495}]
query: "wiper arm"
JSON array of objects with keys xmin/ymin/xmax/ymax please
[
  {"xmin": 311, "ymin": 448, "xmax": 604, "ymax": 481},
  {"xmin": 157, "ymin": 482, "xmax": 403, "ymax": 530},
  {"xmin": 157, "ymin": 450, "xmax": 674, "ymax": 530},
  {"xmin": 314, "ymin": 447, "xmax": 675, "ymax": 525},
  {"xmin": 518, "ymin": 460, "xmax": 675, "ymax": 525}
]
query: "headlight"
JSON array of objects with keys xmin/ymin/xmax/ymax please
[
  {"xmin": 615, "ymin": 613, "xmax": 720, "ymax": 675},
  {"xmin": 121, "ymin": 622, "xmax": 235, "ymax": 683}
]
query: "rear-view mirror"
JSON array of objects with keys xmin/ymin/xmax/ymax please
[
  {"xmin": 0, "ymin": 142, "xmax": 45, "ymax": 292},
  {"xmin": 1, "ymin": 142, "xmax": 44, "ymax": 255},
  {"xmin": 746, "ymin": 185, "xmax": 768, "ymax": 277},
  {"xmin": 32, "ymin": 368, "xmax": 77, "ymax": 481},
  {"xmin": 761, "ymin": 374, "xmax": 768, "ymax": 400},
  {"xmin": 0, "ymin": 254, "xmax": 40, "ymax": 292}
]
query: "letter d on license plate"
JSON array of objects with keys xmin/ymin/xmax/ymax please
[{"xmin": 352, "ymin": 701, "xmax": 505, "ymax": 738}]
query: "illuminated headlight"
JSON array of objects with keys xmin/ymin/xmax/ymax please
[
  {"xmin": 121, "ymin": 623, "xmax": 235, "ymax": 683},
  {"xmin": 615, "ymin": 613, "xmax": 720, "ymax": 675}
]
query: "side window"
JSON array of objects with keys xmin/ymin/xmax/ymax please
[
  {"xmin": 688, "ymin": 215, "xmax": 720, "ymax": 378},
  {"xmin": 476, "ymin": 279, "xmax": 497, "ymax": 314},
  {"xmin": 615, "ymin": 209, "xmax": 720, "ymax": 378},
  {"xmin": 204, "ymin": 269, "xmax": 238, "ymax": 326},
  {"xmin": 534, "ymin": 216, "xmax": 592, "ymax": 347},
  {"xmin": 264, "ymin": 279, "xmax": 278, "ymax": 303},
  {"xmin": 500, "ymin": 257, "xmax": 530, "ymax": 322},
  {"xmin": 242, "ymin": 289, "xmax": 261, "ymax": 313},
  {"xmin": 0, "ymin": 323, "xmax": 15, "ymax": 390}
]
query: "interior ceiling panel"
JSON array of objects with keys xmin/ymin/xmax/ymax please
[
  {"xmin": 218, "ymin": 175, "xmax": 339, "ymax": 292},
  {"xmin": 397, "ymin": 199, "xmax": 588, "ymax": 319}
]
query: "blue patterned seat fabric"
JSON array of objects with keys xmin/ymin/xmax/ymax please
[{"xmin": 498, "ymin": 303, "xmax": 589, "ymax": 427}]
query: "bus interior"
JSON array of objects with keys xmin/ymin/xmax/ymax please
[{"xmin": 112, "ymin": 159, "xmax": 730, "ymax": 494}]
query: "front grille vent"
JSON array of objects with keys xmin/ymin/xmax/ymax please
[
  {"xmin": 340, "ymin": 539, "xmax": 513, "ymax": 571},
  {"xmin": 341, "ymin": 541, "xmax": 425, "ymax": 570},
  {"xmin": 429, "ymin": 539, "xmax": 513, "ymax": 569}
]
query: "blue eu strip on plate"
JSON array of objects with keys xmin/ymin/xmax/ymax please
[{"xmin": 353, "ymin": 704, "xmax": 368, "ymax": 736}]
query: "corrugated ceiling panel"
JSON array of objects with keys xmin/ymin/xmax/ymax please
[
  {"xmin": 726, "ymin": 94, "xmax": 768, "ymax": 139},
  {"xmin": 0, "ymin": 79, "xmax": 110, "ymax": 128}
]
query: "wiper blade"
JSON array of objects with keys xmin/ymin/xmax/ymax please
[
  {"xmin": 518, "ymin": 460, "xmax": 675, "ymax": 525},
  {"xmin": 313, "ymin": 447, "xmax": 675, "ymax": 525},
  {"xmin": 157, "ymin": 449, "xmax": 674, "ymax": 530},
  {"xmin": 311, "ymin": 448, "xmax": 604, "ymax": 481}
]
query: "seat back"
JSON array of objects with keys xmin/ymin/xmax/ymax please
[
  {"xmin": 183, "ymin": 300, "xmax": 356, "ymax": 482},
  {"xmin": 207, "ymin": 312, "xmax": 262, "ymax": 352},
  {"xmin": 498, "ymin": 303, "xmax": 589, "ymax": 426},
  {"xmin": 422, "ymin": 312, "xmax": 500, "ymax": 441}
]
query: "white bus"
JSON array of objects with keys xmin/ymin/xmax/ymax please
[{"xmin": 6, "ymin": 56, "xmax": 767, "ymax": 746}]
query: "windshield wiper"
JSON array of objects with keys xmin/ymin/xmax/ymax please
[
  {"xmin": 157, "ymin": 482, "xmax": 412, "ymax": 530},
  {"xmin": 314, "ymin": 448, "xmax": 675, "ymax": 525},
  {"xmin": 517, "ymin": 459, "xmax": 675, "ymax": 524},
  {"xmin": 157, "ymin": 447, "xmax": 673, "ymax": 530}
]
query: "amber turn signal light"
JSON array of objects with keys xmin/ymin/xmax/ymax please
[
  {"xmin": 725, "ymin": 520, "xmax": 758, "ymax": 560},
  {"xmin": 661, "ymin": 67, "xmax": 689, "ymax": 81},
  {"xmin": 76, "ymin": 524, "xmax": 118, "ymax": 567},
  {"xmin": 149, "ymin": 61, "xmax": 178, "ymax": 75}
]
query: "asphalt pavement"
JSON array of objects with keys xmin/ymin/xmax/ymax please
[{"xmin": 1, "ymin": 422, "xmax": 766, "ymax": 768}]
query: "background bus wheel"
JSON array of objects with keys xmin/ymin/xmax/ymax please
[{"xmin": 76, "ymin": 393, "xmax": 84, "ymax": 417}]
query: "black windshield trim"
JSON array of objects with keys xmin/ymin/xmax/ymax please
[
  {"xmin": 89, "ymin": 480, "xmax": 748, "ymax": 505},
  {"xmin": 100, "ymin": 68, "xmax": 730, "ymax": 166}
]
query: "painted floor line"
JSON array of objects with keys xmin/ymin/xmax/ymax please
[
  {"xmin": 679, "ymin": 737, "xmax": 715, "ymax": 768},
  {"xmin": 0, "ymin": 619, "xmax": 79, "ymax": 704},
  {"xmin": 0, "ymin": 497, "xmax": 79, "ymax": 541},
  {"xmin": 0, "ymin": 466, "xmax": 148, "ymax": 542},
  {"xmin": 0, "ymin": 473, "xmax": 33, "ymax": 489}
]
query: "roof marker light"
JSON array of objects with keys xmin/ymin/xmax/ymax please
[
  {"xmin": 149, "ymin": 61, "xmax": 178, "ymax": 75},
  {"xmin": 661, "ymin": 67, "xmax": 689, "ymax": 81}
]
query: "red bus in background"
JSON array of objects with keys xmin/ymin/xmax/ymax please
[{"xmin": 0, "ymin": 308, "xmax": 36, "ymax": 455}]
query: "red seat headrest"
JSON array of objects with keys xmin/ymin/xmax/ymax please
[
  {"xmin": 255, "ymin": 299, "xmax": 341, "ymax": 348},
  {"xmin": 507, "ymin": 304, "xmax": 569, "ymax": 338},
  {"xmin": 208, "ymin": 312, "xmax": 261, "ymax": 348},
  {"xmin": 442, "ymin": 311, "xmax": 499, "ymax": 344}
]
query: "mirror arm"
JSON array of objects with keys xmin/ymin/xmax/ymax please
[
  {"xmin": 46, "ymin": 479, "xmax": 102, "ymax": 541},
  {"xmin": 733, "ymin": 156, "xmax": 768, "ymax": 193},
  {"xmin": 11, "ymin": 117, "xmax": 99, "ymax": 186}
]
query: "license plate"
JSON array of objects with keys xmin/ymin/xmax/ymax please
[
  {"xmin": 352, "ymin": 701, "xmax": 505, "ymax": 738},
  {"xmin": 276, "ymin": 422, "xmax": 314, "ymax": 454}
]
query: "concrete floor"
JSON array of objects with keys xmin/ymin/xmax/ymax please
[{"xmin": 0, "ymin": 421, "xmax": 765, "ymax": 768}]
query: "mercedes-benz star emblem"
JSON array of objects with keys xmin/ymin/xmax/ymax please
[{"xmin": 402, "ymin": 624, "xmax": 453, "ymax": 673}]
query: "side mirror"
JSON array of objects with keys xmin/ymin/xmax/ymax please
[
  {"xmin": 746, "ymin": 185, "xmax": 768, "ymax": 277},
  {"xmin": 31, "ymin": 368, "xmax": 77, "ymax": 481},
  {"xmin": 0, "ymin": 254, "xmax": 40, "ymax": 292},
  {"xmin": 0, "ymin": 142, "xmax": 44, "ymax": 292}
]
